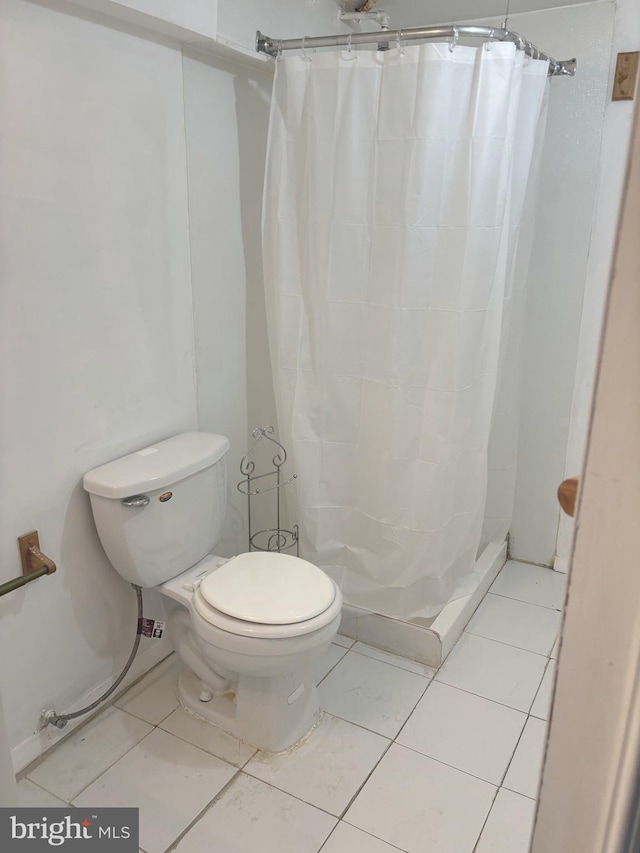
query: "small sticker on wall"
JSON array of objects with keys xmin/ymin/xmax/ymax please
[{"xmin": 137, "ymin": 619, "xmax": 165, "ymax": 639}]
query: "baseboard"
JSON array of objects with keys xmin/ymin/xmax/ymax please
[
  {"xmin": 12, "ymin": 639, "xmax": 173, "ymax": 774},
  {"xmin": 553, "ymin": 556, "xmax": 569, "ymax": 574}
]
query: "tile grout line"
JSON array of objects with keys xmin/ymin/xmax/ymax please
[
  {"xmin": 330, "ymin": 648, "xmax": 435, "ymax": 680},
  {"xmin": 109, "ymin": 653, "xmax": 178, "ymax": 718},
  {"xmin": 19, "ymin": 778, "xmax": 72, "ymax": 806},
  {"xmin": 347, "ymin": 646, "xmax": 436, "ymax": 677},
  {"xmin": 307, "ymin": 710, "xmax": 391, "ymax": 742},
  {"xmin": 310, "ymin": 676, "xmax": 433, "ymax": 823},
  {"xmin": 333, "ymin": 636, "xmax": 356, "ymax": 650},
  {"xmin": 322, "ymin": 643, "xmax": 544, "ymax": 733},
  {"xmin": 20, "ymin": 694, "xmax": 153, "ymax": 783},
  {"xmin": 499, "ymin": 717, "xmax": 531, "ymax": 789},
  {"xmin": 231, "ymin": 771, "xmax": 343, "ymax": 821},
  {"xmin": 29, "ymin": 713, "xmax": 158, "ymax": 806},
  {"xmin": 157, "ymin": 714, "xmax": 258, "ymax": 769},
  {"xmin": 239, "ymin": 759, "xmax": 378, "ymax": 823},
  {"xmin": 316, "ymin": 647, "xmax": 350, "ymax": 686},
  {"xmin": 505, "ymin": 558, "xmax": 557, "ymax": 570},
  {"xmin": 402, "ymin": 678, "xmax": 531, "ymax": 726},
  {"xmin": 242, "ymin": 716, "xmax": 393, "ymax": 820},
  {"xmin": 321, "ymin": 820, "xmax": 408, "ymax": 852},
  {"xmin": 529, "ymin": 657, "xmax": 553, "ymax": 718},
  {"xmin": 488, "ymin": 589, "xmax": 564, "ymax": 611},
  {"xmin": 114, "ymin": 668, "xmax": 182, "ymax": 729},
  {"xmin": 67, "ymin": 722, "xmax": 162, "ymax": 806},
  {"xmin": 393, "ymin": 678, "xmax": 438, "ymax": 745},
  {"xmin": 162, "ymin": 767, "xmax": 243, "ymax": 853},
  {"xmin": 114, "ymin": 702, "xmax": 179, "ymax": 729},
  {"xmin": 156, "ymin": 729, "xmax": 257, "ymax": 770},
  {"xmin": 338, "ymin": 738, "xmax": 396, "ymax": 820},
  {"xmin": 471, "ymin": 784, "xmax": 501, "ymax": 853},
  {"xmin": 433, "ymin": 672, "xmax": 547, "ymax": 716},
  {"xmin": 239, "ymin": 670, "xmax": 440, "ymax": 826},
  {"xmin": 390, "ymin": 739, "xmax": 509, "ymax": 790},
  {"xmin": 458, "ymin": 628, "xmax": 557, "ymax": 659},
  {"xmin": 498, "ymin": 712, "xmax": 539, "ymax": 795},
  {"xmin": 335, "ymin": 675, "xmax": 432, "ymax": 819}
]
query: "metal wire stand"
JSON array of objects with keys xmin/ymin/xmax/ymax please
[{"xmin": 237, "ymin": 426, "xmax": 299, "ymax": 555}]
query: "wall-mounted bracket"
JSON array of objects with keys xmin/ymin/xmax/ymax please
[
  {"xmin": 0, "ymin": 532, "xmax": 56, "ymax": 598},
  {"xmin": 339, "ymin": 9, "xmax": 391, "ymax": 30},
  {"xmin": 18, "ymin": 530, "xmax": 56, "ymax": 577},
  {"xmin": 613, "ymin": 52, "xmax": 639, "ymax": 101}
]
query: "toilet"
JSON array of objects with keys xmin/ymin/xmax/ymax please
[{"xmin": 83, "ymin": 431, "xmax": 343, "ymax": 752}]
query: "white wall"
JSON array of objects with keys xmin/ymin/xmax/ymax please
[
  {"xmin": 0, "ymin": 0, "xmax": 197, "ymax": 762},
  {"xmin": 182, "ymin": 49, "xmax": 290, "ymax": 545},
  {"xmin": 555, "ymin": 0, "xmax": 640, "ymax": 571},
  {"xmin": 60, "ymin": 0, "xmax": 354, "ymax": 60},
  {"xmin": 501, "ymin": 1, "xmax": 616, "ymax": 564},
  {"xmin": 0, "ymin": 0, "xmax": 271, "ymax": 768},
  {"xmin": 182, "ymin": 49, "xmax": 272, "ymax": 555},
  {"xmin": 216, "ymin": 0, "xmax": 349, "ymax": 54},
  {"xmin": 119, "ymin": 0, "xmax": 216, "ymax": 35},
  {"xmin": 0, "ymin": 0, "xmax": 186, "ymax": 768}
]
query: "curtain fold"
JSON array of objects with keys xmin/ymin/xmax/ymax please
[{"xmin": 263, "ymin": 42, "xmax": 549, "ymax": 620}]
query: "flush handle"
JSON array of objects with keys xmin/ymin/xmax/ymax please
[{"xmin": 121, "ymin": 495, "xmax": 150, "ymax": 508}]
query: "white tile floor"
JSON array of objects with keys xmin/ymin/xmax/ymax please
[{"xmin": 19, "ymin": 560, "xmax": 565, "ymax": 853}]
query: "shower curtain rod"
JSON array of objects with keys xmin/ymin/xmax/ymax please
[{"xmin": 256, "ymin": 25, "xmax": 577, "ymax": 77}]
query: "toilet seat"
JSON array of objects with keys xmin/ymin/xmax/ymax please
[
  {"xmin": 199, "ymin": 552, "xmax": 336, "ymax": 624},
  {"xmin": 192, "ymin": 552, "xmax": 340, "ymax": 639}
]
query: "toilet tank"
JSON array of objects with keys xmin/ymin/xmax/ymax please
[{"xmin": 83, "ymin": 432, "xmax": 230, "ymax": 588}]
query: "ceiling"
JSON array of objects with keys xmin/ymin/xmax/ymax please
[{"xmin": 336, "ymin": 0, "xmax": 598, "ymax": 27}]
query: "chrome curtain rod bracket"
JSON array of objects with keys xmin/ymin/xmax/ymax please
[{"xmin": 255, "ymin": 27, "xmax": 576, "ymax": 77}]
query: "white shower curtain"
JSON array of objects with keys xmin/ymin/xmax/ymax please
[{"xmin": 262, "ymin": 42, "xmax": 549, "ymax": 621}]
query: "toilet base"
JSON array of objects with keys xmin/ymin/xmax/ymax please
[{"xmin": 176, "ymin": 665, "xmax": 321, "ymax": 753}]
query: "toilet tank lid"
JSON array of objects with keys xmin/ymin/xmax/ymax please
[{"xmin": 83, "ymin": 432, "xmax": 230, "ymax": 499}]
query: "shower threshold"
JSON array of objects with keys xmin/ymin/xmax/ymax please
[{"xmin": 338, "ymin": 538, "xmax": 507, "ymax": 669}]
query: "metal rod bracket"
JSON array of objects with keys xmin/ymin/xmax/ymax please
[
  {"xmin": 18, "ymin": 531, "xmax": 56, "ymax": 576},
  {"xmin": 0, "ymin": 532, "xmax": 56, "ymax": 597}
]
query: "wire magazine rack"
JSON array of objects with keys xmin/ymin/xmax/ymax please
[{"xmin": 237, "ymin": 426, "xmax": 299, "ymax": 555}]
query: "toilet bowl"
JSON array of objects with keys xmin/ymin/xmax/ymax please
[
  {"xmin": 160, "ymin": 552, "xmax": 342, "ymax": 751},
  {"xmin": 83, "ymin": 432, "xmax": 343, "ymax": 752}
]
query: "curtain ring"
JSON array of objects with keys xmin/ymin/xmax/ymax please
[
  {"xmin": 449, "ymin": 26, "xmax": 458, "ymax": 53},
  {"xmin": 344, "ymin": 33, "xmax": 357, "ymax": 61},
  {"xmin": 396, "ymin": 30, "xmax": 405, "ymax": 56},
  {"xmin": 301, "ymin": 35, "xmax": 311, "ymax": 62},
  {"xmin": 276, "ymin": 40, "xmax": 283, "ymax": 60}
]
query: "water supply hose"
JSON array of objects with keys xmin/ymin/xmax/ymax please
[{"xmin": 43, "ymin": 584, "xmax": 144, "ymax": 729}]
